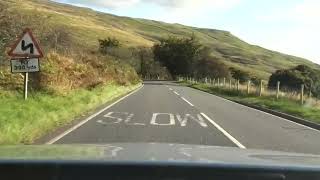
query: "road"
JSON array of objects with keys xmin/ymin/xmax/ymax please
[{"xmin": 48, "ymin": 81, "xmax": 320, "ymax": 155}]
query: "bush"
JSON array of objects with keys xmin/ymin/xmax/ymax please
[
  {"xmin": 229, "ymin": 67, "xmax": 250, "ymax": 83},
  {"xmin": 195, "ymin": 56, "xmax": 230, "ymax": 79},
  {"xmin": 268, "ymin": 65, "xmax": 320, "ymax": 98},
  {"xmin": 98, "ymin": 37, "xmax": 121, "ymax": 55},
  {"xmin": 12, "ymin": 51, "xmax": 140, "ymax": 94}
]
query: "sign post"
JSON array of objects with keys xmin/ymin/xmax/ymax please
[
  {"xmin": 7, "ymin": 28, "xmax": 43, "ymax": 100},
  {"xmin": 24, "ymin": 72, "xmax": 28, "ymax": 100}
]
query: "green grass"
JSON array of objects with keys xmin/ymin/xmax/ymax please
[
  {"xmin": 180, "ymin": 81, "xmax": 320, "ymax": 124},
  {"xmin": 0, "ymin": 83, "xmax": 141, "ymax": 145},
  {"xmin": 2, "ymin": 0, "xmax": 320, "ymax": 80}
]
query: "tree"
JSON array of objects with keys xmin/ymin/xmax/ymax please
[
  {"xmin": 153, "ymin": 35, "xmax": 202, "ymax": 77},
  {"xmin": 195, "ymin": 55, "xmax": 230, "ymax": 79},
  {"xmin": 136, "ymin": 47, "xmax": 150, "ymax": 76},
  {"xmin": 98, "ymin": 37, "xmax": 120, "ymax": 55},
  {"xmin": 229, "ymin": 67, "xmax": 250, "ymax": 83},
  {"xmin": 250, "ymin": 76, "xmax": 261, "ymax": 86},
  {"xmin": 268, "ymin": 65, "xmax": 320, "ymax": 97}
]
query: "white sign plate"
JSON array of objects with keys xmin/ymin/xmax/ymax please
[{"xmin": 11, "ymin": 58, "xmax": 40, "ymax": 73}]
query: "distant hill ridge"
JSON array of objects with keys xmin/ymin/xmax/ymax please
[{"xmin": 2, "ymin": 0, "xmax": 319, "ymax": 79}]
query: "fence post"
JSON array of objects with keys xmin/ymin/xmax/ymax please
[
  {"xmin": 259, "ymin": 80, "xmax": 263, "ymax": 96},
  {"xmin": 276, "ymin": 81, "xmax": 280, "ymax": 99},
  {"xmin": 237, "ymin": 80, "xmax": 240, "ymax": 91},
  {"xmin": 217, "ymin": 78, "xmax": 220, "ymax": 87},
  {"xmin": 205, "ymin": 77, "xmax": 208, "ymax": 84},
  {"xmin": 223, "ymin": 78, "xmax": 226, "ymax": 87},
  {"xmin": 229, "ymin": 79, "xmax": 232, "ymax": 89},
  {"xmin": 309, "ymin": 84, "xmax": 312, "ymax": 98},
  {"xmin": 247, "ymin": 80, "xmax": 251, "ymax": 94},
  {"xmin": 301, "ymin": 84, "xmax": 304, "ymax": 105},
  {"xmin": 309, "ymin": 90, "xmax": 312, "ymax": 98}
]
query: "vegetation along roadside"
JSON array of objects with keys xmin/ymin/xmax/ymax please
[{"xmin": 179, "ymin": 81, "xmax": 320, "ymax": 125}]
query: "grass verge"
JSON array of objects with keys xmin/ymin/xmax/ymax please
[
  {"xmin": 0, "ymin": 83, "xmax": 141, "ymax": 145},
  {"xmin": 179, "ymin": 81, "xmax": 320, "ymax": 124}
]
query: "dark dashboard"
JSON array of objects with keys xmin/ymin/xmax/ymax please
[
  {"xmin": 1, "ymin": 160, "xmax": 319, "ymax": 180},
  {"xmin": 0, "ymin": 144, "xmax": 319, "ymax": 180}
]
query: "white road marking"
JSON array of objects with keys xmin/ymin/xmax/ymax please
[
  {"xmin": 200, "ymin": 113, "xmax": 246, "ymax": 149},
  {"xmin": 176, "ymin": 114, "xmax": 208, "ymax": 127},
  {"xmin": 45, "ymin": 84, "xmax": 144, "ymax": 144},
  {"xmin": 150, "ymin": 113, "xmax": 175, "ymax": 126},
  {"xmin": 169, "ymin": 88, "xmax": 173, "ymax": 91},
  {"xmin": 102, "ymin": 112, "xmax": 123, "ymax": 124},
  {"xmin": 97, "ymin": 112, "xmax": 209, "ymax": 128},
  {"xmin": 173, "ymin": 91, "xmax": 180, "ymax": 96},
  {"xmin": 181, "ymin": 97, "xmax": 194, "ymax": 107},
  {"xmin": 179, "ymin": 147, "xmax": 192, "ymax": 157},
  {"xmin": 124, "ymin": 113, "xmax": 145, "ymax": 126},
  {"xmin": 109, "ymin": 146, "xmax": 123, "ymax": 157}
]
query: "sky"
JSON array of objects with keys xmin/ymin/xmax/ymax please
[{"xmin": 53, "ymin": 0, "xmax": 320, "ymax": 64}]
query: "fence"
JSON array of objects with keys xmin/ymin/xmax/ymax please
[{"xmin": 178, "ymin": 77, "xmax": 319, "ymax": 106}]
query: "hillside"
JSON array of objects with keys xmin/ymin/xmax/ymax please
[{"xmin": 1, "ymin": 0, "xmax": 319, "ymax": 80}]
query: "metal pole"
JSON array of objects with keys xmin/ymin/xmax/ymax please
[{"xmin": 24, "ymin": 72, "xmax": 28, "ymax": 100}]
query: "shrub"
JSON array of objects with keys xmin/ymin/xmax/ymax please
[{"xmin": 268, "ymin": 65, "xmax": 320, "ymax": 98}]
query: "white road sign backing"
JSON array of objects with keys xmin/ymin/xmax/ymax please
[
  {"xmin": 11, "ymin": 58, "xmax": 40, "ymax": 73},
  {"xmin": 8, "ymin": 28, "xmax": 43, "ymax": 58}
]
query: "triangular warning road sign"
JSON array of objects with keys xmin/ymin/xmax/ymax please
[{"xmin": 8, "ymin": 28, "xmax": 43, "ymax": 58}]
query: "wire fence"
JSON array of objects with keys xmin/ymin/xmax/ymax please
[{"xmin": 178, "ymin": 77, "xmax": 320, "ymax": 107}]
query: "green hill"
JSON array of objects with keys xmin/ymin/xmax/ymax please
[{"xmin": 1, "ymin": 0, "xmax": 319, "ymax": 80}]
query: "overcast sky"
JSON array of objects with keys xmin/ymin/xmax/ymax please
[{"xmin": 53, "ymin": 0, "xmax": 320, "ymax": 64}]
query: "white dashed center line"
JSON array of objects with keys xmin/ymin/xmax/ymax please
[
  {"xmin": 169, "ymin": 88, "xmax": 173, "ymax": 91},
  {"xmin": 200, "ymin": 113, "xmax": 246, "ymax": 149},
  {"xmin": 173, "ymin": 91, "xmax": 180, "ymax": 96},
  {"xmin": 181, "ymin": 97, "xmax": 194, "ymax": 107}
]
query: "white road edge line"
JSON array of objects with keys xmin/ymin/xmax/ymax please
[
  {"xmin": 46, "ymin": 84, "xmax": 144, "ymax": 145},
  {"xmin": 173, "ymin": 91, "xmax": 180, "ymax": 96},
  {"xmin": 201, "ymin": 113, "xmax": 246, "ymax": 149},
  {"xmin": 181, "ymin": 97, "xmax": 194, "ymax": 107}
]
